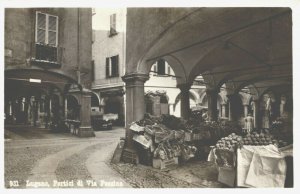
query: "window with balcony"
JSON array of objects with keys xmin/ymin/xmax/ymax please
[{"xmin": 32, "ymin": 12, "xmax": 60, "ymax": 68}]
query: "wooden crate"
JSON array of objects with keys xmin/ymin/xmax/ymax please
[
  {"xmin": 193, "ymin": 133, "xmax": 203, "ymax": 141},
  {"xmin": 184, "ymin": 132, "xmax": 193, "ymax": 142},
  {"xmin": 218, "ymin": 166, "xmax": 236, "ymax": 187},
  {"xmin": 153, "ymin": 157, "xmax": 179, "ymax": 169}
]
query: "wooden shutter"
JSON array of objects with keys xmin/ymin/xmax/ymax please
[
  {"xmin": 110, "ymin": 55, "xmax": 118, "ymax": 77},
  {"xmin": 115, "ymin": 55, "xmax": 119, "ymax": 76},
  {"xmin": 48, "ymin": 15, "xmax": 58, "ymax": 46},
  {"xmin": 113, "ymin": 14, "xmax": 116, "ymax": 31},
  {"xmin": 106, "ymin": 58, "xmax": 110, "ymax": 77},
  {"xmin": 110, "ymin": 13, "xmax": 117, "ymax": 35},
  {"xmin": 36, "ymin": 12, "xmax": 46, "ymax": 43}
]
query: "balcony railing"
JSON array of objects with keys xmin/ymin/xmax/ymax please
[{"xmin": 31, "ymin": 43, "xmax": 61, "ymax": 68}]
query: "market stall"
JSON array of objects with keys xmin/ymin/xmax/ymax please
[
  {"xmin": 208, "ymin": 130, "xmax": 293, "ymax": 188},
  {"xmin": 129, "ymin": 113, "xmax": 243, "ymax": 169}
]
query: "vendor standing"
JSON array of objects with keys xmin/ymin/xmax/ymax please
[{"xmin": 244, "ymin": 113, "xmax": 254, "ymax": 134}]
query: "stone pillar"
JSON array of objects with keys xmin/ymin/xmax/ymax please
[
  {"xmin": 227, "ymin": 93, "xmax": 238, "ymax": 121},
  {"xmin": 221, "ymin": 103, "xmax": 227, "ymax": 118},
  {"xmin": 280, "ymin": 95, "xmax": 286, "ymax": 117},
  {"xmin": 169, "ymin": 103, "xmax": 174, "ymax": 115},
  {"xmin": 243, "ymin": 104, "xmax": 248, "ymax": 117},
  {"xmin": 253, "ymin": 99, "xmax": 260, "ymax": 129},
  {"xmin": 178, "ymin": 84, "xmax": 191, "ymax": 119},
  {"xmin": 64, "ymin": 97, "xmax": 68, "ymax": 119},
  {"xmin": 78, "ymin": 89, "xmax": 95, "ymax": 137},
  {"xmin": 122, "ymin": 73, "xmax": 149, "ymax": 163},
  {"xmin": 206, "ymin": 88, "xmax": 219, "ymax": 121}
]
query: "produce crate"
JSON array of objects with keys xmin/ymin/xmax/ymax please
[
  {"xmin": 193, "ymin": 133, "xmax": 203, "ymax": 141},
  {"xmin": 218, "ymin": 166, "xmax": 236, "ymax": 187},
  {"xmin": 175, "ymin": 130, "xmax": 185, "ymax": 139},
  {"xmin": 153, "ymin": 103, "xmax": 161, "ymax": 116},
  {"xmin": 153, "ymin": 157, "xmax": 179, "ymax": 169},
  {"xmin": 145, "ymin": 125, "xmax": 155, "ymax": 136},
  {"xmin": 160, "ymin": 103, "xmax": 169, "ymax": 115},
  {"xmin": 184, "ymin": 132, "xmax": 193, "ymax": 142},
  {"xmin": 129, "ymin": 122, "xmax": 145, "ymax": 132},
  {"xmin": 154, "ymin": 131, "xmax": 166, "ymax": 143}
]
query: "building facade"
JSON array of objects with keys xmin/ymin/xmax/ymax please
[
  {"xmin": 5, "ymin": 8, "xmax": 95, "ymax": 137},
  {"xmin": 92, "ymin": 8, "xmax": 222, "ymax": 124},
  {"xmin": 92, "ymin": 8, "xmax": 126, "ymax": 126}
]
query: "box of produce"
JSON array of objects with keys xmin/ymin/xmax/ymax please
[
  {"xmin": 184, "ymin": 131, "xmax": 193, "ymax": 142},
  {"xmin": 218, "ymin": 166, "xmax": 236, "ymax": 187},
  {"xmin": 153, "ymin": 157, "xmax": 179, "ymax": 169},
  {"xmin": 174, "ymin": 130, "xmax": 185, "ymax": 140},
  {"xmin": 129, "ymin": 122, "xmax": 145, "ymax": 132},
  {"xmin": 215, "ymin": 133, "xmax": 243, "ymax": 152},
  {"xmin": 133, "ymin": 134, "xmax": 152, "ymax": 149}
]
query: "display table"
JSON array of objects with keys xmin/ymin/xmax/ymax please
[{"xmin": 208, "ymin": 144, "xmax": 293, "ymax": 188}]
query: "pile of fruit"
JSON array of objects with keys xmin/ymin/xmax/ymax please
[
  {"xmin": 242, "ymin": 132, "xmax": 274, "ymax": 146},
  {"xmin": 215, "ymin": 133, "xmax": 243, "ymax": 152},
  {"xmin": 240, "ymin": 131, "xmax": 289, "ymax": 148}
]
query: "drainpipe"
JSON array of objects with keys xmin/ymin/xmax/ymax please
[{"xmin": 77, "ymin": 8, "xmax": 81, "ymax": 84}]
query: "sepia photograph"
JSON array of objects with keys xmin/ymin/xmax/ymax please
[{"xmin": 1, "ymin": 0, "xmax": 298, "ymax": 191}]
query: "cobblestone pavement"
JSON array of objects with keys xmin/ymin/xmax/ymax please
[
  {"xmin": 5, "ymin": 126, "xmax": 225, "ymax": 189},
  {"xmin": 5, "ymin": 126, "xmax": 129, "ymax": 189},
  {"xmin": 110, "ymin": 161, "xmax": 226, "ymax": 188}
]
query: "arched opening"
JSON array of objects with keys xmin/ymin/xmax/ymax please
[
  {"xmin": 103, "ymin": 95, "xmax": 125, "ymax": 126},
  {"xmin": 66, "ymin": 95, "xmax": 80, "ymax": 120},
  {"xmin": 91, "ymin": 92, "xmax": 100, "ymax": 111},
  {"xmin": 5, "ymin": 77, "xmax": 57, "ymax": 128},
  {"xmin": 144, "ymin": 58, "xmax": 178, "ymax": 116}
]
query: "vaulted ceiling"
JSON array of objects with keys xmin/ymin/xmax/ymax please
[{"xmin": 126, "ymin": 7, "xmax": 292, "ymax": 97}]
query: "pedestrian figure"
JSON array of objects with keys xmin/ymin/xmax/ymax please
[{"xmin": 244, "ymin": 113, "xmax": 254, "ymax": 134}]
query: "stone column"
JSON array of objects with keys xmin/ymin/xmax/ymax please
[
  {"xmin": 206, "ymin": 88, "xmax": 219, "ymax": 121},
  {"xmin": 280, "ymin": 95, "xmax": 286, "ymax": 117},
  {"xmin": 221, "ymin": 103, "xmax": 227, "ymax": 118},
  {"xmin": 178, "ymin": 84, "xmax": 191, "ymax": 119},
  {"xmin": 64, "ymin": 97, "xmax": 68, "ymax": 119},
  {"xmin": 253, "ymin": 99, "xmax": 260, "ymax": 129},
  {"xmin": 122, "ymin": 73, "xmax": 149, "ymax": 163},
  {"xmin": 243, "ymin": 104, "xmax": 248, "ymax": 117},
  {"xmin": 227, "ymin": 94, "xmax": 238, "ymax": 121},
  {"xmin": 78, "ymin": 89, "xmax": 95, "ymax": 137},
  {"xmin": 169, "ymin": 103, "xmax": 174, "ymax": 115}
]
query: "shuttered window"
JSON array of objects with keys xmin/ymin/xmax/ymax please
[
  {"xmin": 106, "ymin": 55, "xmax": 119, "ymax": 78},
  {"xmin": 35, "ymin": 12, "xmax": 58, "ymax": 46},
  {"xmin": 109, "ymin": 13, "xmax": 117, "ymax": 36},
  {"xmin": 106, "ymin": 58, "xmax": 110, "ymax": 78}
]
